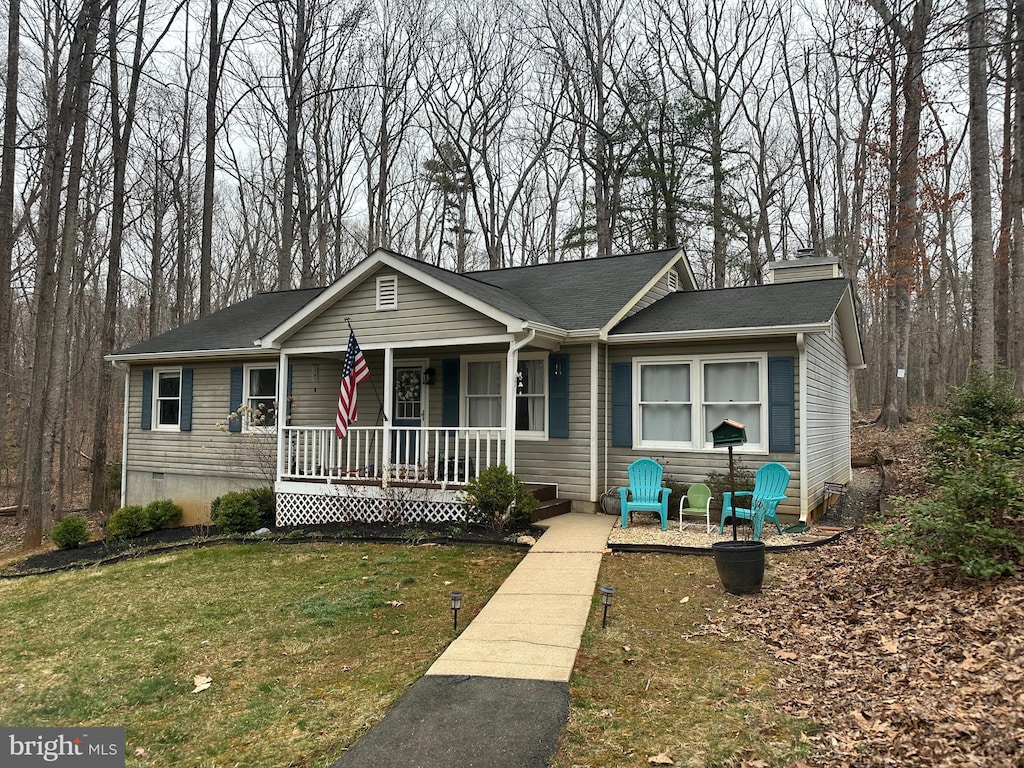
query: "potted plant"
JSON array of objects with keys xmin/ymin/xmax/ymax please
[{"xmin": 709, "ymin": 420, "xmax": 766, "ymax": 595}]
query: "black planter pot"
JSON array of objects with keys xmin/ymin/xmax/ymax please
[{"xmin": 711, "ymin": 540, "xmax": 766, "ymax": 595}]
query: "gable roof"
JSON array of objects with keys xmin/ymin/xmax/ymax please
[
  {"xmin": 609, "ymin": 277, "xmax": 865, "ymax": 367},
  {"xmin": 111, "ymin": 288, "xmax": 326, "ymax": 360},
  {"xmin": 467, "ymin": 248, "xmax": 685, "ymax": 331}
]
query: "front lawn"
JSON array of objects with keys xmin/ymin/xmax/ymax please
[{"xmin": 0, "ymin": 542, "xmax": 523, "ymax": 767}]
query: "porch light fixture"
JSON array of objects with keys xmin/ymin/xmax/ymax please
[
  {"xmin": 422, "ymin": 368, "xmax": 436, "ymax": 386},
  {"xmin": 449, "ymin": 590, "xmax": 464, "ymax": 631},
  {"xmin": 599, "ymin": 585, "xmax": 615, "ymax": 628}
]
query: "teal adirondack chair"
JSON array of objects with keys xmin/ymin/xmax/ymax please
[
  {"xmin": 679, "ymin": 483, "xmax": 713, "ymax": 533},
  {"xmin": 619, "ymin": 458, "xmax": 671, "ymax": 531},
  {"xmin": 718, "ymin": 462, "xmax": 790, "ymax": 540}
]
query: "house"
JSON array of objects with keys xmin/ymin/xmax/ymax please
[{"xmin": 107, "ymin": 248, "xmax": 864, "ymax": 527}]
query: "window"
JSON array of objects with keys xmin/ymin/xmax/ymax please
[
  {"xmin": 515, "ymin": 357, "xmax": 546, "ymax": 434},
  {"xmin": 465, "ymin": 360, "xmax": 502, "ymax": 427},
  {"xmin": 376, "ymin": 275, "xmax": 398, "ymax": 310},
  {"xmin": 637, "ymin": 362, "xmax": 692, "ymax": 447},
  {"xmin": 634, "ymin": 355, "xmax": 767, "ymax": 451},
  {"xmin": 245, "ymin": 365, "xmax": 277, "ymax": 430},
  {"xmin": 154, "ymin": 369, "xmax": 181, "ymax": 429},
  {"xmin": 703, "ymin": 361, "xmax": 761, "ymax": 446}
]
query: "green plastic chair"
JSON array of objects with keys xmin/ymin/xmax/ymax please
[
  {"xmin": 718, "ymin": 462, "xmax": 790, "ymax": 540},
  {"xmin": 679, "ymin": 483, "xmax": 713, "ymax": 533},
  {"xmin": 618, "ymin": 458, "xmax": 671, "ymax": 531}
]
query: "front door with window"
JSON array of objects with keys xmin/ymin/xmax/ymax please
[{"xmin": 392, "ymin": 365, "xmax": 423, "ymax": 465}]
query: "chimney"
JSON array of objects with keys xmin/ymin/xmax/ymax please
[{"xmin": 768, "ymin": 248, "xmax": 841, "ymax": 284}]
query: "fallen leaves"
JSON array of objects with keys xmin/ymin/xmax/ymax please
[
  {"xmin": 734, "ymin": 527, "xmax": 1024, "ymax": 766},
  {"xmin": 191, "ymin": 675, "xmax": 212, "ymax": 694},
  {"xmin": 647, "ymin": 751, "xmax": 674, "ymax": 765}
]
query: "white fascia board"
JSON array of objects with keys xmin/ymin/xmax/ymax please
[
  {"xmin": 599, "ymin": 249, "xmax": 687, "ymax": 338},
  {"xmin": 606, "ymin": 322, "xmax": 832, "ymax": 344},
  {"xmin": 261, "ymin": 249, "xmax": 529, "ymax": 347},
  {"xmin": 284, "ymin": 334, "xmax": 516, "ymax": 356},
  {"xmin": 836, "ymin": 285, "xmax": 867, "ymax": 369},
  {"xmin": 105, "ymin": 347, "xmax": 275, "ymax": 364}
]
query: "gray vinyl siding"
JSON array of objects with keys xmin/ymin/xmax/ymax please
[
  {"xmin": 285, "ymin": 268, "xmax": 507, "ymax": 349},
  {"xmin": 625, "ymin": 270, "xmax": 677, "ymax": 318},
  {"xmin": 514, "ymin": 345, "xmax": 594, "ymax": 501},
  {"xmin": 803, "ymin": 316, "xmax": 852, "ymax": 515},
  {"xmin": 605, "ymin": 339, "xmax": 802, "ymax": 521}
]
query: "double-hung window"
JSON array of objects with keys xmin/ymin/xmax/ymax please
[
  {"xmin": 634, "ymin": 355, "xmax": 767, "ymax": 451},
  {"xmin": 154, "ymin": 369, "xmax": 181, "ymax": 430},
  {"xmin": 515, "ymin": 357, "xmax": 546, "ymax": 435},
  {"xmin": 244, "ymin": 365, "xmax": 278, "ymax": 430},
  {"xmin": 637, "ymin": 362, "xmax": 693, "ymax": 447},
  {"xmin": 465, "ymin": 360, "xmax": 503, "ymax": 427}
]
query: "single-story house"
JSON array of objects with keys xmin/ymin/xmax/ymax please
[{"xmin": 107, "ymin": 247, "xmax": 864, "ymax": 527}]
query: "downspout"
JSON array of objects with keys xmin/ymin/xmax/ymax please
[
  {"xmin": 505, "ymin": 328, "xmax": 536, "ymax": 474},
  {"xmin": 589, "ymin": 341, "xmax": 599, "ymax": 504},
  {"xmin": 111, "ymin": 360, "xmax": 130, "ymax": 508},
  {"xmin": 797, "ymin": 333, "xmax": 809, "ymax": 522}
]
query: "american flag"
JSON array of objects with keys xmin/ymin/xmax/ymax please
[{"xmin": 335, "ymin": 329, "xmax": 370, "ymax": 439}]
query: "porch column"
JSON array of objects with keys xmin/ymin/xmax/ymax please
[
  {"xmin": 505, "ymin": 343, "xmax": 519, "ymax": 473},
  {"xmin": 276, "ymin": 350, "xmax": 289, "ymax": 485},
  {"xmin": 382, "ymin": 346, "xmax": 394, "ymax": 483}
]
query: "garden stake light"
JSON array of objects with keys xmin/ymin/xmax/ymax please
[
  {"xmin": 600, "ymin": 585, "xmax": 615, "ymax": 628},
  {"xmin": 449, "ymin": 590, "xmax": 463, "ymax": 631}
]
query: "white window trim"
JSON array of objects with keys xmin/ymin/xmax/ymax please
[
  {"xmin": 376, "ymin": 274, "xmax": 398, "ymax": 311},
  {"xmin": 153, "ymin": 367, "xmax": 182, "ymax": 431},
  {"xmin": 632, "ymin": 353, "xmax": 769, "ymax": 454},
  {"xmin": 459, "ymin": 353, "xmax": 549, "ymax": 439},
  {"xmin": 243, "ymin": 363, "xmax": 278, "ymax": 434}
]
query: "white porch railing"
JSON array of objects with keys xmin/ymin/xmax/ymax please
[{"xmin": 281, "ymin": 426, "xmax": 506, "ymax": 484}]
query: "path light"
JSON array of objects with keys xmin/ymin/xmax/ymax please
[
  {"xmin": 449, "ymin": 590, "xmax": 464, "ymax": 631},
  {"xmin": 600, "ymin": 585, "xmax": 615, "ymax": 628}
]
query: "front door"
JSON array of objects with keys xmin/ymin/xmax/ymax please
[{"xmin": 392, "ymin": 365, "xmax": 424, "ymax": 465}]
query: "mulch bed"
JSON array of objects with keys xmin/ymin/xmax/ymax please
[{"xmin": 0, "ymin": 522, "xmax": 530, "ymax": 577}]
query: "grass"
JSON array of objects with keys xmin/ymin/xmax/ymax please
[
  {"xmin": 551, "ymin": 551, "xmax": 817, "ymax": 768},
  {"xmin": 0, "ymin": 542, "xmax": 523, "ymax": 767}
]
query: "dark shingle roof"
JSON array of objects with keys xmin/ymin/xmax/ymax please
[
  {"xmin": 114, "ymin": 287, "xmax": 326, "ymax": 356},
  {"xmin": 610, "ymin": 279, "xmax": 850, "ymax": 335},
  {"xmin": 468, "ymin": 249, "xmax": 681, "ymax": 330}
]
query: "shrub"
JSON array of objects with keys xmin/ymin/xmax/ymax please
[
  {"xmin": 461, "ymin": 465, "xmax": 539, "ymax": 532},
  {"xmin": 105, "ymin": 505, "xmax": 150, "ymax": 540},
  {"xmin": 704, "ymin": 463, "xmax": 755, "ymax": 505},
  {"xmin": 144, "ymin": 499, "xmax": 182, "ymax": 530},
  {"xmin": 883, "ymin": 369, "xmax": 1024, "ymax": 578},
  {"xmin": 211, "ymin": 491, "xmax": 262, "ymax": 533},
  {"xmin": 247, "ymin": 486, "xmax": 276, "ymax": 528},
  {"xmin": 49, "ymin": 514, "xmax": 89, "ymax": 549}
]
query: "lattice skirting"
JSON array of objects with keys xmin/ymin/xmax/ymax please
[{"xmin": 276, "ymin": 489, "xmax": 468, "ymax": 526}]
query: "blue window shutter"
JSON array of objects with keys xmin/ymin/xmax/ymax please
[
  {"xmin": 611, "ymin": 362, "xmax": 632, "ymax": 447},
  {"xmin": 141, "ymin": 369, "xmax": 153, "ymax": 430},
  {"xmin": 441, "ymin": 359, "xmax": 460, "ymax": 427},
  {"xmin": 768, "ymin": 357, "xmax": 796, "ymax": 452},
  {"xmin": 180, "ymin": 368, "xmax": 194, "ymax": 431},
  {"xmin": 229, "ymin": 367, "xmax": 243, "ymax": 433},
  {"xmin": 548, "ymin": 354, "xmax": 569, "ymax": 438}
]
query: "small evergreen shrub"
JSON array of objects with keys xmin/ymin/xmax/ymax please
[
  {"xmin": 883, "ymin": 369, "xmax": 1024, "ymax": 578},
  {"xmin": 144, "ymin": 499, "xmax": 183, "ymax": 530},
  {"xmin": 49, "ymin": 514, "xmax": 89, "ymax": 549},
  {"xmin": 248, "ymin": 486, "xmax": 276, "ymax": 528},
  {"xmin": 211, "ymin": 491, "xmax": 261, "ymax": 533},
  {"xmin": 105, "ymin": 505, "xmax": 149, "ymax": 540},
  {"xmin": 704, "ymin": 464, "xmax": 755, "ymax": 506},
  {"xmin": 461, "ymin": 465, "xmax": 539, "ymax": 532}
]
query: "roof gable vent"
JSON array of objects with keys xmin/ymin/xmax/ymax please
[{"xmin": 376, "ymin": 275, "xmax": 398, "ymax": 310}]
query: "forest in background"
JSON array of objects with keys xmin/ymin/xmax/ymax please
[{"xmin": 1, "ymin": 0, "xmax": 1022, "ymax": 546}]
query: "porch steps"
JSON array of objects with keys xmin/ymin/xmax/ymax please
[{"xmin": 526, "ymin": 484, "xmax": 572, "ymax": 523}]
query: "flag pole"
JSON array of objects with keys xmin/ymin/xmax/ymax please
[{"xmin": 344, "ymin": 318, "xmax": 387, "ymax": 422}]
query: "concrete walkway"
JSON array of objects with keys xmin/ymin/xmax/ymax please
[
  {"xmin": 329, "ymin": 512, "xmax": 614, "ymax": 768},
  {"xmin": 425, "ymin": 512, "xmax": 614, "ymax": 682}
]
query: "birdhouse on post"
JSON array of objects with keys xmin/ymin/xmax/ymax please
[{"xmin": 711, "ymin": 418, "xmax": 747, "ymax": 448}]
